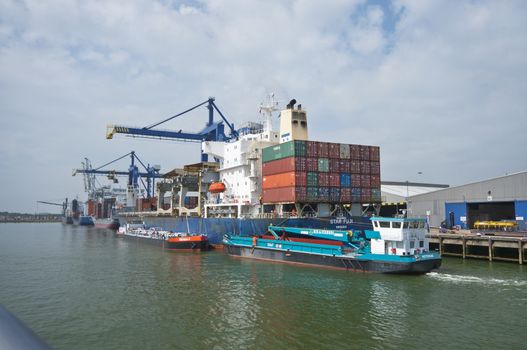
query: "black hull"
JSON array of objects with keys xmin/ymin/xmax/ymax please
[
  {"xmin": 166, "ymin": 241, "xmax": 210, "ymax": 251},
  {"xmin": 124, "ymin": 235, "xmax": 210, "ymax": 251},
  {"xmin": 225, "ymin": 245, "xmax": 441, "ymax": 274}
]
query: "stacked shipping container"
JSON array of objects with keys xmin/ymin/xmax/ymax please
[{"xmin": 262, "ymin": 140, "xmax": 381, "ymax": 204}]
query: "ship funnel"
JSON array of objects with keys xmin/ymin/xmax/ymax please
[{"xmin": 279, "ymin": 98, "xmax": 308, "ymax": 143}]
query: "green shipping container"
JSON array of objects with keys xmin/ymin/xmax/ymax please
[
  {"xmin": 262, "ymin": 140, "xmax": 306, "ymax": 163},
  {"xmin": 307, "ymin": 187, "xmax": 318, "ymax": 201},
  {"xmin": 371, "ymin": 188, "xmax": 381, "ymax": 202},
  {"xmin": 318, "ymin": 158, "xmax": 329, "ymax": 172},
  {"xmin": 307, "ymin": 172, "xmax": 318, "ymax": 187}
]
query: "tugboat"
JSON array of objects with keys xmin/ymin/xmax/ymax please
[
  {"xmin": 118, "ymin": 222, "xmax": 210, "ymax": 251},
  {"xmin": 223, "ymin": 217, "xmax": 441, "ymax": 274}
]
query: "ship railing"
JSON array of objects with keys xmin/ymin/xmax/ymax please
[{"xmin": 249, "ymin": 212, "xmax": 318, "ymax": 219}]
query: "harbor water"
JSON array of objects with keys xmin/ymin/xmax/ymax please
[{"xmin": 1, "ymin": 223, "xmax": 526, "ymax": 349}]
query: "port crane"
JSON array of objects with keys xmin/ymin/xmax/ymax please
[
  {"xmin": 72, "ymin": 151, "xmax": 163, "ymax": 200},
  {"xmin": 36, "ymin": 199, "xmax": 68, "ymax": 216},
  {"xmin": 105, "ymin": 97, "xmax": 239, "ymax": 161}
]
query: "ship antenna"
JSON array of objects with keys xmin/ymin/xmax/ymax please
[{"xmin": 259, "ymin": 93, "xmax": 279, "ymax": 133}]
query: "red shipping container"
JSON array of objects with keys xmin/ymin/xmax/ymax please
[
  {"xmin": 370, "ymin": 175, "xmax": 381, "ymax": 187},
  {"xmin": 370, "ymin": 146, "xmax": 380, "ymax": 161},
  {"xmin": 306, "ymin": 157, "xmax": 319, "ymax": 171},
  {"xmin": 295, "ymin": 172, "xmax": 307, "ymax": 187},
  {"xmin": 350, "ymin": 144, "xmax": 360, "ymax": 160},
  {"xmin": 329, "ymin": 173, "xmax": 340, "ymax": 187},
  {"xmin": 338, "ymin": 160, "xmax": 350, "ymax": 173},
  {"xmin": 360, "ymin": 175, "xmax": 371, "ymax": 188},
  {"xmin": 262, "ymin": 187, "xmax": 305, "ymax": 203},
  {"xmin": 360, "ymin": 161, "xmax": 371, "ymax": 174},
  {"xmin": 262, "ymin": 187, "xmax": 308, "ymax": 203},
  {"xmin": 262, "ymin": 157, "xmax": 307, "ymax": 175},
  {"xmin": 350, "ymin": 160, "xmax": 361, "ymax": 173},
  {"xmin": 370, "ymin": 161, "xmax": 380, "ymax": 175},
  {"xmin": 329, "ymin": 158, "xmax": 340, "ymax": 173},
  {"xmin": 318, "ymin": 173, "xmax": 329, "ymax": 187},
  {"xmin": 351, "ymin": 174, "xmax": 361, "ymax": 187},
  {"xmin": 361, "ymin": 188, "xmax": 372, "ymax": 201},
  {"xmin": 317, "ymin": 142, "xmax": 329, "ymax": 157},
  {"xmin": 306, "ymin": 141, "xmax": 319, "ymax": 157},
  {"xmin": 360, "ymin": 145, "xmax": 371, "ymax": 160},
  {"xmin": 341, "ymin": 188, "xmax": 351, "ymax": 202},
  {"xmin": 328, "ymin": 143, "xmax": 340, "ymax": 158},
  {"xmin": 87, "ymin": 200, "xmax": 96, "ymax": 216}
]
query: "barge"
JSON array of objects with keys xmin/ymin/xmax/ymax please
[
  {"xmin": 118, "ymin": 222, "xmax": 210, "ymax": 251},
  {"xmin": 224, "ymin": 217, "xmax": 441, "ymax": 274}
]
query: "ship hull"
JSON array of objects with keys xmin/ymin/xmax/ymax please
[
  {"xmin": 123, "ymin": 234, "xmax": 210, "ymax": 251},
  {"xmin": 224, "ymin": 245, "xmax": 441, "ymax": 274},
  {"xmin": 117, "ymin": 216, "xmax": 372, "ymax": 245},
  {"xmin": 94, "ymin": 219, "xmax": 120, "ymax": 230}
]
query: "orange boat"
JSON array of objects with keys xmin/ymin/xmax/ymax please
[
  {"xmin": 165, "ymin": 234, "xmax": 211, "ymax": 251},
  {"xmin": 208, "ymin": 182, "xmax": 226, "ymax": 193}
]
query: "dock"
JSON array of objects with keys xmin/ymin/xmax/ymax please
[{"xmin": 427, "ymin": 232, "xmax": 527, "ymax": 264}]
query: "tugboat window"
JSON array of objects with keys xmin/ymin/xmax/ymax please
[
  {"xmin": 403, "ymin": 222, "xmax": 410, "ymax": 229},
  {"xmin": 379, "ymin": 221, "xmax": 390, "ymax": 228},
  {"xmin": 392, "ymin": 222, "xmax": 401, "ymax": 228}
]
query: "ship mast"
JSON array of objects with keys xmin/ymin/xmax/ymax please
[{"xmin": 259, "ymin": 93, "xmax": 279, "ymax": 134}]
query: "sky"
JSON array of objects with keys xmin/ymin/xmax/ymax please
[{"xmin": 1, "ymin": 0, "xmax": 526, "ymax": 213}]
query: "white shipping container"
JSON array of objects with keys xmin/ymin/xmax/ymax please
[{"xmin": 339, "ymin": 144, "xmax": 350, "ymax": 159}]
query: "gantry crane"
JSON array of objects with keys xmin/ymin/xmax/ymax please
[
  {"xmin": 105, "ymin": 97, "xmax": 239, "ymax": 161},
  {"xmin": 72, "ymin": 151, "xmax": 163, "ymax": 202}
]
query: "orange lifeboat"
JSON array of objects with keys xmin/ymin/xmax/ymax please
[{"xmin": 209, "ymin": 182, "xmax": 226, "ymax": 193}]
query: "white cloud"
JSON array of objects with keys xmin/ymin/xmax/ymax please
[{"xmin": 0, "ymin": 0, "xmax": 526, "ymax": 211}]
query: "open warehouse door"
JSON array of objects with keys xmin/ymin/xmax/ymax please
[{"xmin": 467, "ymin": 202, "xmax": 516, "ymax": 228}]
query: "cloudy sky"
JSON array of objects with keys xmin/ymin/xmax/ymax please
[{"xmin": 1, "ymin": 0, "xmax": 526, "ymax": 212}]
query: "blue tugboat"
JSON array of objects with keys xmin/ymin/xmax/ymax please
[{"xmin": 223, "ymin": 217, "xmax": 441, "ymax": 274}]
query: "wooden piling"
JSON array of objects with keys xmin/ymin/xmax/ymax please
[
  {"xmin": 488, "ymin": 238, "xmax": 493, "ymax": 262},
  {"xmin": 462, "ymin": 237, "xmax": 466, "ymax": 259},
  {"xmin": 519, "ymin": 241, "xmax": 523, "ymax": 265}
]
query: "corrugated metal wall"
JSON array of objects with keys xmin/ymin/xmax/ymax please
[
  {"xmin": 515, "ymin": 200, "xmax": 527, "ymax": 230},
  {"xmin": 409, "ymin": 172, "xmax": 527, "ymax": 227}
]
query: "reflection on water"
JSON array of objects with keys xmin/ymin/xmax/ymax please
[
  {"xmin": 366, "ymin": 280, "xmax": 409, "ymax": 344},
  {"xmin": 0, "ymin": 223, "xmax": 526, "ymax": 350}
]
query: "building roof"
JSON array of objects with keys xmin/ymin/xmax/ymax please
[{"xmin": 381, "ymin": 181, "xmax": 449, "ymax": 203}]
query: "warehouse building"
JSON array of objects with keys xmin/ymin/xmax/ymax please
[{"xmin": 406, "ymin": 171, "xmax": 527, "ymax": 230}]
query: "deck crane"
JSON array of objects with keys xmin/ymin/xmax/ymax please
[
  {"xmin": 105, "ymin": 97, "xmax": 239, "ymax": 161},
  {"xmin": 72, "ymin": 151, "xmax": 163, "ymax": 207}
]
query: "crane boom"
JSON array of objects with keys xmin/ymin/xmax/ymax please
[{"xmin": 105, "ymin": 98, "xmax": 238, "ymax": 161}]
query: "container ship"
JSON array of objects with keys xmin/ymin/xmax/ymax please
[{"xmin": 111, "ymin": 97, "xmax": 382, "ymax": 245}]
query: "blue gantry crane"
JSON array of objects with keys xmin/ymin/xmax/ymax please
[
  {"xmin": 105, "ymin": 97, "xmax": 239, "ymax": 161},
  {"xmin": 72, "ymin": 151, "xmax": 163, "ymax": 199}
]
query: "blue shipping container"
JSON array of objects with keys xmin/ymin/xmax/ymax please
[{"xmin": 340, "ymin": 173, "xmax": 351, "ymax": 187}]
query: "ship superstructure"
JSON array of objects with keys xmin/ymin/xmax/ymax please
[{"xmin": 201, "ymin": 94, "xmax": 283, "ymax": 218}]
